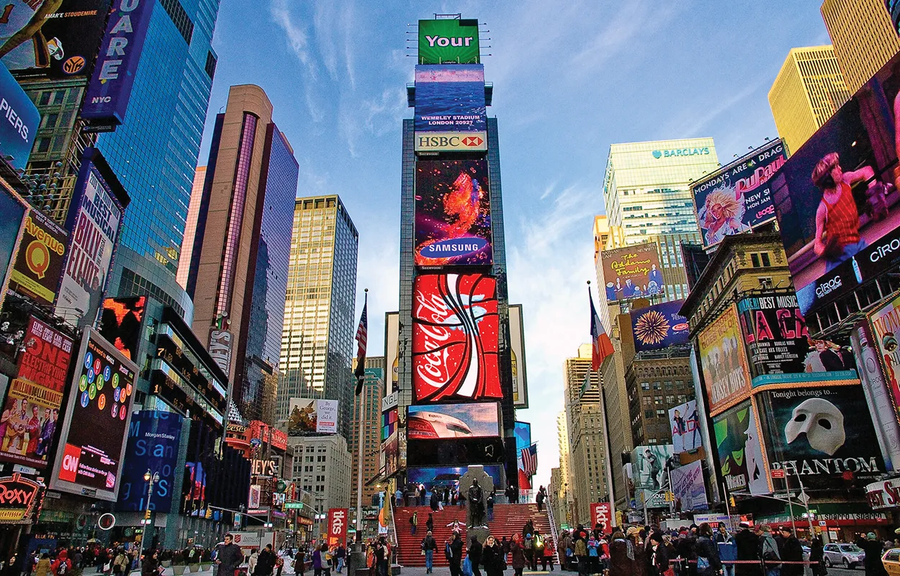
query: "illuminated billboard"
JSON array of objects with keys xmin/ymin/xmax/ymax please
[
  {"xmin": 99, "ymin": 296, "xmax": 146, "ymax": 362},
  {"xmin": 756, "ymin": 385, "xmax": 885, "ymax": 490},
  {"xmin": 712, "ymin": 399, "xmax": 770, "ymax": 495},
  {"xmin": 631, "ymin": 444, "xmax": 674, "ymax": 509},
  {"xmin": 670, "ymin": 460, "xmax": 707, "ymax": 511},
  {"xmin": 515, "ymin": 421, "xmax": 532, "ymax": 489},
  {"xmin": 56, "ymin": 149, "xmax": 126, "ymax": 329},
  {"xmin": 415, "ymin": 132, "xmax": 487, "ymax": 153},
  {"xmin": 509, "ymin": 304, "xmax": 528, "ymax": 408},
  {"xmin": 691, "ymin": 139, "xmax": 787, "ymax": 248},
  {"xmin": 8, "ymin": 211, "xmax": 67, "ymax": 306},
  {"xmin": 0, "ymin": 64, "xmax": 39, "ymax": 171},
  {"xmin": 668, "ymin": 400, "xmax": 700, "ymax": 454},
  {"xmin": 407, "ymin": 464, "xmax": 503, "ymax": 495},
  {"xmin": 868, "ymin": 294, "xmax": 900, "ymax": 423},
  {"xmin": 698, "ymin": 305, "xmax": 751, "ymax": 415},
  {"xmin": 0, "ymin": 180, "xmax": 28, "ymax": 313},
  {"xmin": 414, "ymin": 64, "xmax": 486, "ymax": 133},
  {"xmin": 50, "ymin": 328, "xmax": 137, "ymax": 501},
  {"xmin": 408, "ymin": 403, "xmax": 500, "ymax": 440},
  {"xmin": 418, "ymin": 19, "xmax": 480, "ymax": 65},
  {"xmin": 415, "ymin": 160, "xmax": 492, "ymax": 266},
  {"xmin": 287, "ymin": 398, "xmax": 339, "ymax": 435},
  {"xmin": 630, "ymin": 300, "xmax": 689, "ymax": 352},
  {"xmin": 116, "ymin": 410, "xmax": 183, "ymax": 512},
  {"xmin": 0, "ymin": 0, "xmax": 111, "ymax": 79},
  {"xmin": 412, "ymin": 273, "xmax": 501, "ymax": 402},
  {"xmin": 770, "ymin": 51, "xmax": 900, "ymax": 316},
  {"xmin": 0, "ymin": 316, "xmax": 73, "ymax": 469},
  {"xmin": 600, "ymin": 243, "xmax": 665, "ymax": 302},
  {"xmin": 737, "ymin": 293, "xmax": 858, "ymax": 387}
]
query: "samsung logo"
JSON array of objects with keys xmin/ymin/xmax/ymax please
[
  {"xmin": 652, "ymin": 147, "xmax": 711, "ymax": 159},
  {"xmin": 420, "ymin": 237, "xmax": 487, "ymax": 258}
]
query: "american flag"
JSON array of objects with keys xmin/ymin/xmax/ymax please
[
  {"xmin": 521, "ymin": 443, "xmax": 538, "ymax": 477},
  {"xmin": 354, "ymin": 293, "xmax": 368, "ymax": 395}
]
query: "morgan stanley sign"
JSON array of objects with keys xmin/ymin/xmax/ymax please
[{"xmin": 81, "ymin": 0, "xmax": 154, "ymax": 130}]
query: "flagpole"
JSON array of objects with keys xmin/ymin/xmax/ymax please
[
  {"xmin": 355, "ymin": 289, "xmax": 367, "ymax": 551},
  {"xmin": 589, "ymin": 281, "xmax": 618, "ymax": 529}
]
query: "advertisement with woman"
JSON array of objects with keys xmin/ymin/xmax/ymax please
[{"xmin": 770, "ymin": 51, "xmax": 900, "ymax": 316}]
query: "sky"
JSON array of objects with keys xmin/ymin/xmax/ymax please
[{"xmin": 200, "ymin": 1, "xmax": 832, "ymax": 490}]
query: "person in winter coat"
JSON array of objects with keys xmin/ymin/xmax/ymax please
[
  {"xmin": 542, "ymin": 538, "xmax": 556, "ymax": 572},
  {"xmin": 647, "ymin": 533, "xmax": 669, "ymax": 576},
  {"xmin": 482, "ymin": 536, "xmax": 504, "ymax": 576},
  {"xmin": 140, "ymin": 551, "xmax": 160, "ymax": 576},
  {"xmin": 256, "ymin": 546, "xmax": 277, "ymax": 576},
  {"xmin": 574, "ymin": 535, "xmax": 588, "ymax": 576},
  {"xmin": 694, "ymin": 524, "xmax": 722, "ymax": 576},
  {"xmin": 468, "ymin": 535, "xmax": 483, "ymax": 576},
  {"xmin": 421, "ymin": 531, "xmax": 438, "ymax": 574},
  {"xmin": 758, "ymin": 526, "xmax": 781, "ymax": 576},
  {"xmin": 426, "ymin": 513, "xmax": 435, "ymax": 533},
  {"xmin": 215, "ymin": 535, "xmax": 244, "ymax": 576},
  {"xmin": 809, "ymin": 537, "xmax": 825, "ymax": 576},
  {"xmin": 511, "ymin": 535, "xmax": 527, "ymax": 576},
  {"xmin": 609, "ymin": 531, "xmax": 635, "ymax": 576},
  {"xmin": 448, "ymin": 533, "xmax": 464, "ymax": 576},
  {"xmin": 856, "ymin": 533, "xmax": 888, "ymax": 576},
  {"xmin": 715, "ymin": 525, "xmax": 738, "ymax": 576},
  {"xmin": 248, "ymin": 551, "xmax": 260, "ymax": 576},
  {"xmin": 627, "ymin": 528, "xmax": 647, "ymax": 576},
  {"xmin": 777, "ymin": 528, "xmax": 803, "ymax": 576},
  {"xmin": 734, "ymin": 524, "xmax": 762, "ymax": 576},
  {"xmin": 52, "ymin": 551, "xmax": 72, "ymax": 576},
  {"xmin": 411, "ymin": 511, "xmax": 418, "ymax": 535},
  {"xmin": 35, "ymin": 555, "xmax": 51, "ymax": 576}
]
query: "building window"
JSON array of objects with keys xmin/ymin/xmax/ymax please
[{"xmin": 750, "ymin": 252, "xmax": 772, "ymax": 268}]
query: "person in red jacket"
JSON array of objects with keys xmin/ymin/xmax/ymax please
[{"xmin": 51, "ymin": 551, "xmax": 72, "ymax": 576}]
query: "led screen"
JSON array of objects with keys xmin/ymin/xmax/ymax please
[
  {"xmin": 408, "ymin": 403, "xmax": 500, "ymax": 440},
  {"xmin": 412, "ymin": 273, "xmax": 501, "ymax": 402},
  {"xmin": 418, "ymin": 19, "xmax": 480, "ymax": 65},
  {"xmin": 630, "ymin": 300, "xmax": 689, "ymax": 352},
  {"xmin": 600, "ymin": 243, "xmax": 665, "ymax": 302},
  {"xmin": 415, "ymin": 160, "xmax": 492, "ymax": 266},
  {"xmin": 770, "ymin": 51, "xmax": 900, "ymax": 316}
]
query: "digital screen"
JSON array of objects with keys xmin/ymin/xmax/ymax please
[
  {"xmin": 406, "ymin": 437, "xmax": 505, "ymax": 467},
  {"xmin": 418, "ymin": 19, "xmax": 480, "ymax": 65},
  {"xmin": 0, "ymin": 0, "xmax": 111, "ymax": 78},
  {"xmin": 99, "ymin": 296, "xmax": 146, "ymax": 361},
  {"xmin": 407, "ymin": 464, "xmax": 503, "ymax": 495},
  {"xmin": 691, "ymin": 139, "xmax": 786, "ymax": 248},
  {"xmin": 415, "ymin": 65, "xmax": 486, "ymax": 133},
  {"xmin": 770, "ymin": 51, "xmax": 900, "ymax": 316},
  {"xmin": 51, "ymin": 329, "xmax": 137, "ymax": 501},
  {"xmin": 412, "ymin": 273, "xmax": 501, "ymax": 402},
  {"xmin": 630, "ymin": 300, "xmax": 689, "ymax": 352},
  {"xmin": 600, "ymin": 243, "xmax": 665, "ymax": 302},
  {"xmin": 415, "ymin": 160, "xmax": 492, "ymax": 266},
  {"xmin": 116, "ymin": 410, "xmax": 183, "ymax": 512},
  {"xmin": 408, "ymin": 403, "xmax": 500, "ymax": 439}
]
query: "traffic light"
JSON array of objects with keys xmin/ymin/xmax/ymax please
[
  {"xmin": 729, "ymin": 496, "xmax": 736, "ymax": 507},
  {"xmin": 144, "ymin": 509, "xmax": 152, "ymax": 521},
  {"xmin": 665, "ymin": 492, "xmax": 675, "ymax": 503}
]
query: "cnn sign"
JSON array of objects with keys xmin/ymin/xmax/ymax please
[{"xmin": 327, "ymin": 508, "xmax": 348, "ymax": 547}]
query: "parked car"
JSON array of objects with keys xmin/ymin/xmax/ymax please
[
  {"xmin": 882, "ymin": 548, "xmax": 900, "ymax": 576},
  {"xmin": 823, "ymin": 543, "xmax": 865, "ymax": 569}
]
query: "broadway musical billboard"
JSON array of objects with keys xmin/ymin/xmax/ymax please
[
  {"xmin": 770, "ymin": 51, "xmax": 900, "ymax": 316},
  {"xmin": 712, "ymin": 399, "xmax": 770, "ymax": 495},
  {"xmin": 691, "ymin": 139, "xmax": 786, "ymax": 249},
  {"xmin": 412, "ymin": 273, "xmax": 501, "ymax": 402},
  {"xmin": 756, "ymin": 385, "xmax": 885, "ymax": 490},
  {"xmin": 600, "ymin": 243, "xmax": 665, "ymax": 302},
  {"xmin": 698, "ymin": 305, "xmax": 752, "ymax": 415}
]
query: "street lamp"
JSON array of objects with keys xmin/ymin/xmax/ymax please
[{"xmin": 141, "ymin": 470, "xmax": 160, "ymax": 559}]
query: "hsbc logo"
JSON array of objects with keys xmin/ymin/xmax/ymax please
[
  {"xmin": 59, "ymin": 444, "xmax": 81, "ymax": 483},
  {"xmin": 415, "ymin": 131, "xmax": 487, "ymax": 152}
]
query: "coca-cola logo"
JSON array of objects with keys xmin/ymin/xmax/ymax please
[{"xmin": 412, "ymin": 273, "xmax": 502, "ymax": 402}]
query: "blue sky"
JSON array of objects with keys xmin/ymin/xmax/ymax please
[{"xmin": 201, "ymin": 1, "xmax": 831, "ymax": 489}]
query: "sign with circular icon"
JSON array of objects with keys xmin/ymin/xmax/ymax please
[{"xmin": 98, "ymin": 513, "xmax": 116, "ymax": 530}]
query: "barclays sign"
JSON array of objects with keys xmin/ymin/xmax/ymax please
[{"xmin": 652, "ymin": 147, "xmax": 711, "ymax": 159}]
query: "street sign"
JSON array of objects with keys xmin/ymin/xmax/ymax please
[
  {"xmin": 798, "ymin": 491, "xmax": 810, "ymax": 506},
  {"xmin": 771, "ymin": 469, "xmax": 785, "ymax": 479},
  {"xmin": 284, "ymin": 502, "xmax": 305, "ymax": 509}
]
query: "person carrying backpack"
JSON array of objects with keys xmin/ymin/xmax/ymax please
[
  {"xmin": 758, "ymin": 526, "xmax": 780, "ymax": 576},
  {"xmin": 52, "ymin": 552, "xmax": 72, "ymax": 576}
]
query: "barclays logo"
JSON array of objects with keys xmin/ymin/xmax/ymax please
[
  {"xmin": 652, "ymin": 147, "xmax": 710, "ymax": 159},
  {"xmin": 652, "ymin": 150, "xmax": 662, "ymax": 159}
]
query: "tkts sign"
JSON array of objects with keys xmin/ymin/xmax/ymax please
[
  {"xmin": 327, "ymin": 508, "xmax": 348, "ymax": 547},
  {"xmin": 412, "ymin": 273, "xmax": 502, "ymax": 402}
]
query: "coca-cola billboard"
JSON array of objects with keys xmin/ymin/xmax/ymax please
[{"xmin": 413, "ymin": 273, "xmax": 502, "ymax": 402}]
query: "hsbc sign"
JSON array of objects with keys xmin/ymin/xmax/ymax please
[{"xmin": 415, "ymin": 131, "xmax": 487, "ymax": 152}]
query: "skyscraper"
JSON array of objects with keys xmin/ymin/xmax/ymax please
[
  {"xmin": 350, "ymin": 357, "xmax": 385, "ymax": 509},
  {"xmin": 279, "ymin": 195, "xmax": 359, "ymax": 439},
  {"xmin": 821, "ymin": 0, "xmax": 900, "ymax": 93},
  {"xmin": 189, "ymin": 84, "xmax": 298, "ymax": 424},
  {"xmin": 768, "ymin": 46, "xmax": 851, "ymax": 154},
  {"xmin": 563, "ymin": 344, "xmax": 608, "ymax": 526}
]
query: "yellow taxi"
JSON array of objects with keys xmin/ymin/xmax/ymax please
[{"xmin": 882, "ymin": 548, "xmax": 900, "ymax": 576}]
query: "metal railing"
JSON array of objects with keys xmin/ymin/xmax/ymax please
[{"xmin": 544, "ymin": 495, "xmax": 561, "ymax": 566}]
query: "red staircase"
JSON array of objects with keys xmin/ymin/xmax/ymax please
[
  {"xmin": 393, "ymin": 503, "xmax": 552, "ymax": 567},
  {"xmin": 394, "ymin": 505, "xmax": 468, "ymax": 568}
]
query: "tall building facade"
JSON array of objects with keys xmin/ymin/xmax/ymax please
[
  {"xmin": 768, "ymin": 46, "xmax": 851, "ymax": 154},
  {"xmin": 278, "ymin": 195, "xmax": 359, "ymax": 439},
  {"xmin": 288, "ymin": 434, "xmax": 352, "ymax": 532},
  {"xmin": 177, "ymin": 166, "xmax": 207, "ymax": 288},
  {"xmin": 563, "ymin": 344, "xmax": 608, "ymax": 526},
  {"xmin": 556, "ymin": 411, "xmax": 572, "ymax": 526},
  {"xmin": 397, "ymin": 20, "xmax": 519, "ymax": 487},
  {"xmin": 350, "ymin": 358, "xmax": 386, "ymax": 509},
  {"xmin": 189, "ymin": 84, "xmax": 299, "ymax": 423},
  {"xmin": 821, "ymin": 0, "xmax": 900, "ymax": 93}
]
